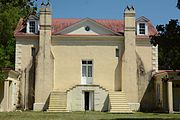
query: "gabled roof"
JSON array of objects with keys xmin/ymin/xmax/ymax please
[
  {"xmin": 54, "ymin": 18, "xmax": 122, "ymax": 35},
  {"xmin": 136, "ymin": 16, "xmax": 150, "ymax": 22},
  {"xmin": 14, "ymin": 16, "xmax": 157, "ymax": 37},
  {"xmin": 27, "ymin": 15, "xmax": 39, "ymax": 20},
  {"xmin": 52, "ymin": 18, "xmax": 124, "ymax": 35}
]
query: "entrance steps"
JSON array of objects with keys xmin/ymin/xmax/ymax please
[
  {"xmin": 67, "ymin": 84, "xmax": 108, "ymax": 92},
  {"xmin": 109, "ymin": 91, "xmax": 132, "ymax": 113},
  {"xmin": 47, "ymin": 91, "xmax": 67, "ymax": 112}
]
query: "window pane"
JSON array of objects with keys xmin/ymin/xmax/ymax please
[
  {"xmin": 82, "ymin": 61, "xmax": 86, "ymax": 64},
  {"xmin": 140, "ymin": 29, "xmax": 145, "ymax": 34},
  {"xmin": 29, "ymin": 21, "xmax": 35, "ymax": 33},
  {"xmin": 30, "ymin": 28, "xmax": 35, "ymax": 33},
  {"xmin": 88, "ymin": 61, "xmax": 92, "ymax": 64},
  {"xmin": 88, "ymin": 66, "xmax": 92, "ymax": 77},
  {"xmin": 82, "ymin": 66, "xmax": 86, "ymax": 77},
  {"xmin": 116, "ymin": 48, "xmax": 119, "ymax": 57},
  {"xmin": 139, "ymin": 23, "xmax": 145, "ymax": 35},
  {"xmin": 139, "ymin": 23, "xmax": 145, "ymax": 28},
  {"xmin": 30, "ymin": 21, "xmax": 35, "ymax": 26}
]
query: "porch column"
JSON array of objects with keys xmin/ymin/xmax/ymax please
[
  {"xmin": 24, "ymin": 68, "xmax": 29, "ymax": 110},
  {"xmin": 3, "ymin": 80, "xmax": 9, "ymax": 111},
  {"xmin": 168, "ymin": 80, "xmax": 173, "ymax": 113}
]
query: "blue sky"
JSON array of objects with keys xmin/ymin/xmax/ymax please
[{"xmin": 38, "ymin": 0, "xmax": 179, "ymax": 26}]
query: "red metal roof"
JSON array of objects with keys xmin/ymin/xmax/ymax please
[{"xmin": 14, "ymin": 18, "xmax": 157, "ymax": 37}]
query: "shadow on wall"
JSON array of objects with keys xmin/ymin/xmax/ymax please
[
  {"xmin": 27, "ymin": 62, "xmax": 35, "ymax": 110},
  {"xmin": 140, "ymin": 79, "xmax": 155, "ymax": 112},
  {"xmin": 0, "ymin": 82, "xmax": 4, "ymax": 106},
  {"xmin": 136, "ymin": 53, "xmax": 155, "ymax": 112},
  {"xmin": 43, "ymin": 94, "xmax": 50, "ymax": 111},
  {"xmin": 101, "ymin": 95, "xmax": 109, "ymax": 112},
  {"xmin": 115, "ymin": 45, "xmax": 123, "ymax": 91},
  {"xmin": 115, "ymin": 58, "xmax": 121, "ymax": 91}
]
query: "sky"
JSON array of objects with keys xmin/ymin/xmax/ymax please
[{"xmin": 37, "ymin": 0, "xmax": 179, "ymax": 26}]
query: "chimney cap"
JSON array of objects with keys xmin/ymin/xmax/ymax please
[
  {"xmin": 125, "ymin": 5, "xmax": 135, "ymax": 11},
  {"xmin": 41, "ymin": 0, "xmax": 51, "ymax": 8}
]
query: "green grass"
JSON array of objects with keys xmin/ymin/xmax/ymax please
[{"xmin": 0, "ymin": 111, "xmax": 180, "ymax": 120}]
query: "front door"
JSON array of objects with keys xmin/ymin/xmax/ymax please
[
  {"xmin": 84, "ymin": 91, "xmax": 94, "ymax": 111},
  {"xmin": 81, "ymin": 60, "xmax": 93, "ymax": 84},
  {"xmin": 84, "ymin": 92, "xmax": 89, "ymax": 110}
]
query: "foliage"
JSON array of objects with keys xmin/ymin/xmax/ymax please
[
  {"xmin": 151, "ymin": 19, "xmax": 180, "ymax": 70},
  {"xmin": 177, "ymin": 0, "xmax": 180, "ymax": 9},
  {"xmin": 0, "ymin": 0, "xmax": 37, "ymax": 81}
]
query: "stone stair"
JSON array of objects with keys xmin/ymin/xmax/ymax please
[
  {"xmin": 47, "ymin": 91, "xmax": 67, "ymax": 112},
  {"xmin": 109, "ymin": 91, "xmax": 132, "ymax": 113},
  {"xmin": 66, "ymin": 84, "xmax": 108, "ymax": 92}
]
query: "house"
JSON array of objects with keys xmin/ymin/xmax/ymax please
[{"xmin": 12, "ymin": 3, "xmax": 160, "ymax": 113}]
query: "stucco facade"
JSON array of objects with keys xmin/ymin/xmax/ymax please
[{"xmin": 13, "ymin": 3, "xmax": 159, "ymax": 112}]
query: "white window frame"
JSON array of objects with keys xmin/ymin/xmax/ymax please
[
  {"xmin": 81, "ymin": 60, "xmax": 93, "ymax": 84},
  {"xmin": 137, "ymin": 22, "xmax": 148, "ymax": 35},
  {"xmin": 26, "ymin": 20, "xmax": 39, "ymax": 34}
]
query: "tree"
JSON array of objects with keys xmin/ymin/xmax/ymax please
[
  {"xmin": 151, "ymin": 19, "xmax": 180, "ymax": 70},
  {"xmin": 177, "ymin": 0, "xmax": 180, "ymax": 9},
  {"xmin": 0, "ymin": 0, "xmax": 37, "ymax": 81}
]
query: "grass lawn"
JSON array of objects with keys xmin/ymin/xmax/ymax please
[{"xmin": 0, "ymin": 111, "xmax": 180, "ymax": 120}]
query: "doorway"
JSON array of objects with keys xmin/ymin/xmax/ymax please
[{"xmin": 84, "ymin": 91, "xmax": 94, "ymax": 111}]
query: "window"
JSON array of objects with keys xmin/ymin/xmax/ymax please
[
  {"xmin": 116, "ymin": 48, "xmax": 119, "ymax": 57},
  {"xmin": 139, "ymin": 23, "xmax": 145, "ymax": 34},
  {"xmin": 85, "ymin": 26, "xmax": 90, "ymax": 31},
  {"xmin": 81, "ymin": 60, "xmax": 93, "ymax": 84},
  {"xmin": 29, "ymin": 21, "xmax": 36, "ymax": 33},
  {"xmin": 82, "ymin": 60, "xmax": 93, "ymax": 77},
  {"xmin": 31, "ymin": 47, "xmax": 36, "ymax": 57},
  {"xmin": 137, "ymin": 22, "xmax": 148, "ymax": 35}
]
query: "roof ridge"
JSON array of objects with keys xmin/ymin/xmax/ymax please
[{"xmin": 52, "ymin": 18, "xmax": 123, "ymax": 21}]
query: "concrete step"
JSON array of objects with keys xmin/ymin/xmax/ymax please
[
  {"xmin": 49, "ymin": 105, "xmax": 67, "ymax": 107},
  {"xmin": 49, "ymin": 100, "xmax": 66, "ymax": 102},
  {"xmin": 49, "ymin": 102, "xmax": 66, "ymax": 105},
  {"xmin": 47, "ymin": 91, "xmax": 67, "ymax": 112},
  {"xmin": 47, "ymin": 109, "xmax": 68, "ymax": 112},
  {"xmin": 109, "ymin": 91, "xmax": 132, "ymax": 113},
  {"xmin": 110, "ymin": 98, "xmax": 127, "ymax": 101},
  {"xmin": 49, "ymin": 105, "xmax": 67, "ymax": 108},
  {"xmin": 111, "ymin": 104, "xmax": 131, "ymax": 107},
  {"xmin": 110, "ymin": 110, "xmax": 132, "ymax": 113},
  {"xmin": 110, "ymin": 107, "xmax": 131, "ymax": 109},
  {"xmin": 48, "ymin": 108, "xmax": 67, "ymax": 110},
  {"xmin": 50, "ymin": 98, "xmax": 66, "ymax": 100},
  {"xmin": 48, "ymin": 107, "xmax": 67, "ymax": 109}
]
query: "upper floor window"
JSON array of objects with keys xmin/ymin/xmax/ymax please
[
  {"xmin": 26, "ymin": 20, "xmax": 39, "ymax": 34},
  {"xmin": 137, "ymin": 22, "xmax": 148, "ymax": 35},
  {"xmin": 29, "ymin": 21, "xmax": 36, "ymax": 33},
  {"xmin": 26, "ymin": 15, "xmax": 39, "ymax": 34},
  {"xmin": 139, "ymin": 23, "xmax": 145, "ymax": 34}
]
